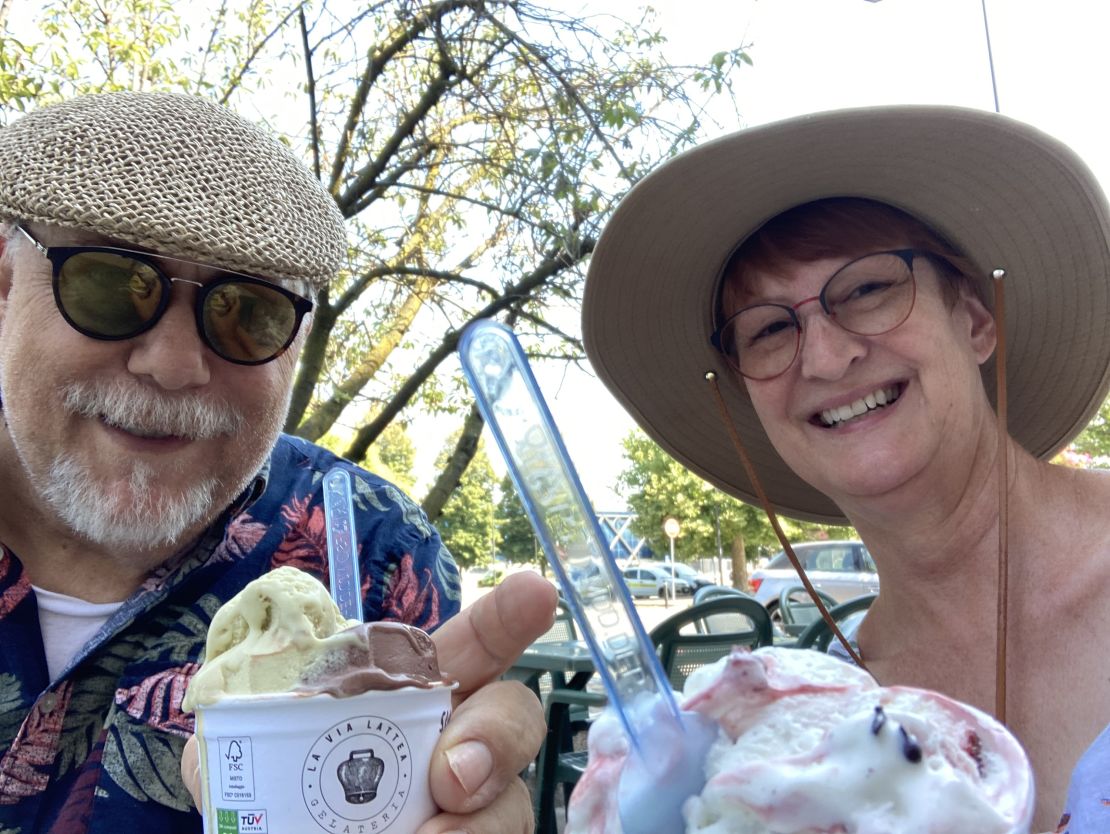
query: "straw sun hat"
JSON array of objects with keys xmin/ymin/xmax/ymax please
[
  {"xmin": 0, "ymin": 91, "xmax": 346, "ymax": 290},
  {"xmin": 582, "ymin": 105, "xmax": 1110, "ymax": 524}
]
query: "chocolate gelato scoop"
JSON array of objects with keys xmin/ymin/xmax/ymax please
[{"xmin": 296, "ymin": 621, "xmax": 453, "ymax": 696}]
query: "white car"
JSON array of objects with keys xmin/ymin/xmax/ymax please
[
  {"xmin": 749, "ymin": 540, "xmax": 879, "ymax": 616},
  {"xmin": 621, "ymin": 565, "xmax": 694, "ymax": 598}
]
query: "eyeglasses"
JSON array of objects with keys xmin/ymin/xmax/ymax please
[
  {"xmin": 15, "ymin": 225, "xmax": 313, "ymax": 366},
  {"xmin": 711, "ymin": 249, "xmax": 919, "ymax": 380}
]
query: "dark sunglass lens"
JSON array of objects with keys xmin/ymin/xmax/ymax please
[
  {"xmin": 57, "ymin": 251, "xmax": 164, "ymax": 337},
  {"xmin": 202, "ymin": 281, "xmax": 299, "ymax": 362}
]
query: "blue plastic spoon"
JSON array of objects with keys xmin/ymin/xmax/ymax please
[
  {"xmin": 459, "ymin": 319, "xmax": 716, "ymax": 833},
  {"xmin": 323, "ymin": 466, "xmax": 364, "ymax": 622}
]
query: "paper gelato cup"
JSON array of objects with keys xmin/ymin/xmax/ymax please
[{"xmin": 194, "ymin": 685, "xmax": 454, "ymax": 834}]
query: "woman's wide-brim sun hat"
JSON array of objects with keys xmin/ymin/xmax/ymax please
[{"xmin": 582, "ymin": 105, "xmax": 1110, "ymax": 524}]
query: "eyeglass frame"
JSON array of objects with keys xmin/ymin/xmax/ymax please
[
  {"xmin": 13, "ymin": 224, "xmax": 314, "ymax": 366},
  {"xmin": 710, "ymin": 248, "xmax": 925, "ymax": 381}
]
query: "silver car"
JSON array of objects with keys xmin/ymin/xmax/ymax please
[
  {"xmin": 749, "ymin": 540, "xmax": 879, "ymax": 617},
  {"xmin": 621, "ymin": 565, "xmax": 694, "ymax": 598}
]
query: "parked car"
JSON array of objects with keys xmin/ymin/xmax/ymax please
[
  {"xmin": 644, "ymin": 561, "xmax": 715, "ymax": 592},
  {"xmin": 621, "ymin": 565, "xmax": 694, "ymax": 598},
  {"xmin": 749, "ymin": 540, "xmax": 879, "ymax": 619}
]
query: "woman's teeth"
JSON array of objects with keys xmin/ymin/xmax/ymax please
[{"xmin": 819, "ymin": 385, "xmax": 900, "ymax": 427}]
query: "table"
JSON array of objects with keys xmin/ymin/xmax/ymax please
[
  {"xmin": 506, "ymin": 640, "xmax": 599, "ymax": 833},
  {"xmin": 505, "ymin": 638, "xmax": 596, "ymax": 694}
]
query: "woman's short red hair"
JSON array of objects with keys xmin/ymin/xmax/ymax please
[{"xmin": 719, "ymin": 197, "xmax": 987, "ymax": 315}]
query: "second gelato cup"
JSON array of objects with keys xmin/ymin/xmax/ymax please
[{"xmin": 194, "ymin": 685, "xmax": 453, "ymax": 834}]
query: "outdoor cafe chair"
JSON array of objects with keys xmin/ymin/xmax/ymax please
[
  {"xmin": 692, "ymin": 583, "xmax": 757, "ymax": 604},
  {"xmin": 793, "ymin": 592, "xmax": 878, "ymax": 652},
  {"xmin": 649, "ymin": 595, "xmax": 774, "ymax": 692},
  {"xmin": 777, "ymin": 584, "xmax": 838, "ymax": 638},
  {"xmin": 534, "ymin": 595, "xmax": 773, "ymax": 832},
  {"xmin": 691, "ymin": 584, "xmax": 759, "ymax": 632},
  {"xmin": 530, "ymin": 599, "xmax": 580, "ymax": 700}
]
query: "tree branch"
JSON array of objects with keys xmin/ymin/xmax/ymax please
[
  {"xmin": 218, "ymin": 2, "xmax": 304, "ymax": 104},
  {"xmin": 343, "ymin": 235, "xmax": 594, "ymax": 461},
  {"xmin": 299, "ymin": 7, "xmax": 322, "ymax": 180},
  {"xmin": 328, "ymin": 0, "xmax": 481, "ymax": 189},
  {"xmin": 336, "ymin": 60, "xmax": 460, "ymax": 212},
  {"xmin": 421, "ymin": 402, "xmax": 485, "ymax": 522}
]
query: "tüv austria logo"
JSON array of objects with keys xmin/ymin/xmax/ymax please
[{"xmin": 301, "ymin": 714, "xmax": 413, "ymax": 832}]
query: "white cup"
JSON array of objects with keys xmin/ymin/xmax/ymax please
[{"xmin": 194, "ymin": 685, "xmax": 454, "ymax": 834}]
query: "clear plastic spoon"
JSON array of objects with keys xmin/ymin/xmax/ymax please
[
  {"xmin": 323, "ymin": 466, "xmax": 364, "ymax": 622},
  {"xmin": 459, "ymin": 319, "xmax": 716, "ymax": 833}
]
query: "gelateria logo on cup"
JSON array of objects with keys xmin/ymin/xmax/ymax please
[{"xmin": 301, "ymin": 715, "xmax": 412, "ymax": 832}]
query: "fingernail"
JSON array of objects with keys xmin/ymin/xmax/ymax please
[{"xmin": 445, "ymin": 740, "xmax": 493, "ymax": 795}]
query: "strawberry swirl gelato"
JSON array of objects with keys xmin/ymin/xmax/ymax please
[{"xmin": 566, "ymin": 647, "xmax": 1034, "ymax": 834}]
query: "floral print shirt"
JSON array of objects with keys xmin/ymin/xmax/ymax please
[{"xmin": 0, "ymin": 434, "xmax": 461, "ymax": 833}]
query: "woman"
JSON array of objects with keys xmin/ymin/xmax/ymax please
[{"xmin": 581, "ymin": 105, "xmax": 1110, "ymax": 832}]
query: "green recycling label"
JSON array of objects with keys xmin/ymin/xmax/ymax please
[{"xmin": 216, "ymin": 808, "xmax": 268, "ymax": 833}]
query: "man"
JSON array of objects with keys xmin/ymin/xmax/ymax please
[{"xmin": 0, "ymin": 91, "xmax": 551, "ymax": 832}]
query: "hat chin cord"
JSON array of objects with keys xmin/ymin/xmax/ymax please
[
  {"xmin": 705, "ymin": 374, "xmax": 868, "ymax": 670},
  {"xmin": 991, "ymin": 268, "xmax": 1009, "ymax": 724},
  {"xmin": 705, "ymin": 271, "xmax": 1010, "ymax": 723}
]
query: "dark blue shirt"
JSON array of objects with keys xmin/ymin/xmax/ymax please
[{"xmin": 0, "ymin": 434, "xmax": 460, "ymax": 832}]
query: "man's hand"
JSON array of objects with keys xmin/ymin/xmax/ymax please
[
  {"xmin": 181, "ymin": 571, "xmax": 557, "ymax": 832},
  {"xmin": 418, "ymin": 570, "xmax": 557, "ymax": 833}
]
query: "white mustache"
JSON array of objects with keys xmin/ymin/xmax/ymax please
[{"xmin": 61, "ymin": 380, "xmax": 244, "ymax": 440}]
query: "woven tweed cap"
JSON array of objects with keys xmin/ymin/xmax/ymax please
[
  {"xmin": 0, "ymin": 91, "xmax": 346, "ymax": 289},
  {"xmin": 582, "ymin": 105, "xmax": 1110, "ymax": 524}
]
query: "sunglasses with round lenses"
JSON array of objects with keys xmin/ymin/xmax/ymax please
[
  {"xmin": 711, "ymin": 249, "xmax": 919, "ymax": 381},
  {"xmin": 16, "ymin": 226, "xmax": 313, "ymax": 365}
]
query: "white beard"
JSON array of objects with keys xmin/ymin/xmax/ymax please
[
  {"xmin": 15, "ymin": 379, "xmax": 248, "ymax": 551},
  {"xmin": 40, "ymin": 455, "xmax": 220, "ymax": 551}
]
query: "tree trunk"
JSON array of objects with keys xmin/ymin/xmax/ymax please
[
  {"xmin": 421, "ymin": 403, "xmax": 484, "ymax": 522},
  {"xmin": 296, "ymin": 279, "xmax": 435, "ymax": 441},
  {"xmin": 730, "ymin": 533, "xmax": 748, "ymax": 591},
  {"xmin": 285, "ymin": 300, "xmax": 338, "ymax": 432}
]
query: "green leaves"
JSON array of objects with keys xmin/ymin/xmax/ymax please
[
  {"xmin": 617, "ymin": 429, "xmax": 836, "ymax": 563},
  {"xmin": 495, "ymin": 474, "xmax": 541, "ymax": 567},
  {"xmin": 433, "ymin": 436, "xmax": 499, "ymax": 569}
]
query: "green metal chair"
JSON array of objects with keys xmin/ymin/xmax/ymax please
[
  {"xmin": 530, "ymin": 599, "xmax": 580, "ymax": 701},
  {"xmin": 691, "ymin": 584, "xmax": 760, "ymax": 633},
  {"xmin": 794, "ymin": 593, "xmax": 878, "ymax": 652},
  {"xmin": 691, "ymin": 583, "xmax": 756, "ymax": 604},
  {"xmin": 776, "ymin": 584, "xmax": 838, "ymax": 638},
  {"xmin": 649, "ymin": 595, "xmax": 774, "ymax": 691},
  {"xmin": 533, "ymin": 596, "xmax": 775, "ymax": 832},
  {"xmin": 533, "ymin": 686, "xmax": 605, "ymax": 833}
]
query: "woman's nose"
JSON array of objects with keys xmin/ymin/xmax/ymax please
[{"xmin": 796, "ymin": 312, "xmax": 868, "ymax": 380}]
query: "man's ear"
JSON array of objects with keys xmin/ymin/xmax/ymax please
[{"xmin": 959, "ymin": 289, "xmax": 997, "ymax": 365}]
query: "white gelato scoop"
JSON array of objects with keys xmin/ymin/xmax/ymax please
[{"xmin": 567, "ymin": 647, "xmax": 1034, "ymax": 834}]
